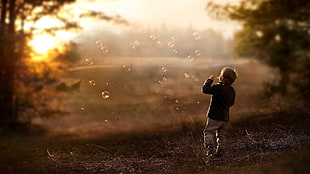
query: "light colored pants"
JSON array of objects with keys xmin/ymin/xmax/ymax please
[{"xmin": 203, "ymin": 118, "xmax": 228, "ymax": 151}]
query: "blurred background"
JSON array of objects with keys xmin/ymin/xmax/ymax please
[{"xmin": 0, "ymin": 0, "xmax": 309, "ymax": 136}]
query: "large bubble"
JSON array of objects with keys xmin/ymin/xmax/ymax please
[{"xmin": 101, "ymin": 91, "xmax": 110, "ymax": 99}]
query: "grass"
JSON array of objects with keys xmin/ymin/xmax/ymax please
[{"xmin": 1, "ymin": 57, "xmax": 309, "ymax": 173}]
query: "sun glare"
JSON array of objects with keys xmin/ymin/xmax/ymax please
[
  {"xmin": 28, "ymin": 31, "xmax": 76, "ymax": 62},
  {"xmin": 28, "ymin": 34, "xmax": 57, "ymax": 61},
  {"xmin": 29, "ymin": 34, "xmax": 56, "ymax": 54}
]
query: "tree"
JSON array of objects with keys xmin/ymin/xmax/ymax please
[
  {"xmin": 0, "ymin": 0, "xmax": 78, "ymax": 128},
  {"xmin": 207, "ymin": 0, "xmax": 310, "ymax": 99},
  {"xmin": 0, "ymin": 0, "xmax": 129, "ymax": 128}
]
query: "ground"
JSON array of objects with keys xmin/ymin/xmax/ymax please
[
  {"xmin": 0, "ymin": 108, "xmax": 309, "ymax": 174},
  {"xmin": 0, "ymin": 58, "xmax": 309, "ymax": 173}
]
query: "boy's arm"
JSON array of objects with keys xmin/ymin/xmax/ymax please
[{"xmin": 202, "ymin": 75, "xmax": 216, "ymax": 94}]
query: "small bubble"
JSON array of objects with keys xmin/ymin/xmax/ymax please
[
  {"xmin": 256, "ymin": 31, "xmax": 263, "ymax": 38},
  {"xmin": 156, "ymin": 40, "xmax": 162, "ymax": 45},
  {"xmin": 122, "ymin": 64, "xmax": 132, "ymax": 71},
  {"xmin": 100, "ymin": 45, "xmax": 109, "ymax": 53},
  {"xmin": 85, "ymin": 58, "xmax": 93, "ymax": 65},
  {"xmin": 184, "ymin": 72, "xmax": 190, "ymax": 78},
  {"xmin": 275, "ymin": 34, "xmax": 281, "ymax": 42},
  {"xmin": 132, "ymin": 40, "xmax": 141, "ymax": 49},
  {"xmin": 96, "ymin": 40, "xmax": 104, "ymax": 48},
  {"xmin": 175, "ymin": 107, "xmax": 180, "ymax": 111},
  {"xmin": 196, "ymin": 101, "xmax": 200, "ymax": 104},
  {"xmin": 193, "ymin": 32, "xmax": 201, "ymax": 40},
  {"xmin": 162, "ymin": 76, "xmax": 168, "ymax": 81},
  {"xmin": 105, "ymin": 120, "xmax": 108, "ymax": 122},
  {"xmin": 172, "ymin": 49, "xmax": 178, "ymax": 54},
  {"xmin": 158, "ymin": 80, "xmax": 163, "ymax": 84},
  {"xmin": 194, "ymin": 50, "xmax": 202, "ymax": 56},
  {"xmin": 187, "ymin": 55, "xmax": 194, "ymax": 61},
  {"xmin": 134, "ymin": 40, "xmax": 140, "ymax": 45},
  {"xmin": 89, "ymin": 80, "xmax": 96, "ymax": 86},
  {"xmin": 175, "ymin": 99, "xmax": 179, "ymax": 104},
  {"xmin": 150, "ymin": 35, "xmax": 157, "ymax": 40},
  {"xmin": 101, "ymin": 91, "xmax": 110, "ymax": 99},
  {"xmin": 167, "ymin": 41, "xmax": 175, "ymax": 48},
  {"xmin": 170, "ymin": 36, "xmax": 175, "ymax": 42},
  {"xmin": 162, "ymin": 67, "xmax": 168, "ymax": 73},
  {"xmin": 80, "ymin": 107, "xmax": 85, "ymax": 111}
]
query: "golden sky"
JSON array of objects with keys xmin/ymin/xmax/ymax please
[
  {"xmin": 28, "ymin": 0, "xmax": 242, "ymax": 60},
  {"xmin": 75, "ymin": 0, "xmax": 241, "ymax": 39}
]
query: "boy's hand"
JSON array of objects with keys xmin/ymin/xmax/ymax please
[{"xmin": 208, "ymin": 75, "xmax": 217, "ymax": 80}]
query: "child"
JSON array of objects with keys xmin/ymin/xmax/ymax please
[{"xmin": 202, "ymin": 67, "xmax": 237, "ymax": 158}]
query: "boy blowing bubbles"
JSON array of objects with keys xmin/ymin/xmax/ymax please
[{"xmin": 202, "ymin": 67, "xmax": 237, "ymax": 159}]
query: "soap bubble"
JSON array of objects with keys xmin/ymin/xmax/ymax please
[
  {"xmin": 167, "ymin": 41, "xmax": 175, "ymax": 48},
  {"xmin": 195, "ymin": 49, "xmax": 202, "ymax": 56},
  {"xmin": 85, "ymin": 58, "xmax": 93, "ymax": 65},
  {"xmin": 187, "ymin": 55, "xmax": 194, "ymax": 61},
  {"xmin": 122, "ymin": 64, "xmax": 132, "ymax": 71},
  {"xmin": 101, "ymin": 91, "xmax": 110, "ymax": 99},
  {"xmin": 161, "ymin": 67, "xmax": 167, "ymax": 73},
  {"xmin": 132, "ymin": 40, "xmax": 141, "ymax": 49},
  {"xmin": 100, "ymin": 45, "xmax": 109, "ymax": 53},
  {"xmin": 184, "ymin": 72, "xmax": 190, "ymax": 78},
  {"xmin": 96, "ymin": 40, "xmax": 104, "ymax": 48},
  {"xmin": 134, "ymin": 40, "xmax": 140, "ymax": 45},
  {"xmin": 172, "ymin": 49, "xmax": 178, "ymax": 54},
  {"xmin": 89, "ymin": 80, "xmax": 96, "ymax": 86},
  {"xmin": 193, "ymin": 32, "xmax": 201, "ymax": 40},
  {"xmin": 150, "ymin": 35, "xmax": 157, "ymax": 40},
  {"xmin": 275, "ymin": 34, "xmax": 281, "ymax": 42},
  {"xmin": 255, "ymin": 31, "xmax": 263, "ymax": 38}
]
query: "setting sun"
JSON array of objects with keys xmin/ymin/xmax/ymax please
[
  {"xmin": 28, "ymin": 31, "xmax": 76, "ymax": 62},
  {"xmin": 29, "ymin": 34, "xmax": 56, "ymax": 54}
]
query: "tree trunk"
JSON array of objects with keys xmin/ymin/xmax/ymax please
[{"xmin": 0, "ymin": 0, "xmax": 18, "ymax": 127}]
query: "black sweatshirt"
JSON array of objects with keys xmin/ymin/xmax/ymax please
[{"xmin": 202, "ymin": 79, "xmax": 235, "ymax": 122}]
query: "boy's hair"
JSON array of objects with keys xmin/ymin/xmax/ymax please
[{"xmin": 220, "ymin": 67, "xmax": 237, "ymax": 85}]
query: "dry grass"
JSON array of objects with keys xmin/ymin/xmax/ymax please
[{"xmin": 1, "ymin": 57, "xmax": 309, "ymax": 173}]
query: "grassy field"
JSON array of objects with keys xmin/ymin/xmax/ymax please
[
  {"xmin": 1, "ymin": 57, "xmax": 309, "ymax": 173},
  {"xmin": 42, "ymin": 57, "xmax": 270, "ymax": 136}
]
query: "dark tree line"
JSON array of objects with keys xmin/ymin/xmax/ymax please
[
  {"xmin": 0, "ymin": 0, "xmax": 130, "ymax": 128},
  {"xmin": 0, "ymin": 0, "xmax": 76, "ymax": 128},
  {"xmin": 207, "ymin": 0, "xmax": 310, "ymax": 100}
]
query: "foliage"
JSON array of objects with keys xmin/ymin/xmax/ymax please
[
  {"xmin": 207, "ymin": 0, "xmax": 310, "ymax": 100},
  {"xmin": 0, "ymin": 0, "xmax": 81, "ymax": 126},
  {"xmin": 78, "ymin": 26, "xmax": 232, "ymax": 59}
]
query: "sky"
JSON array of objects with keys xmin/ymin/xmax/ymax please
[{"xmin": 75, "ymin": 0, "xmax": 242, "ymax": 39}]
